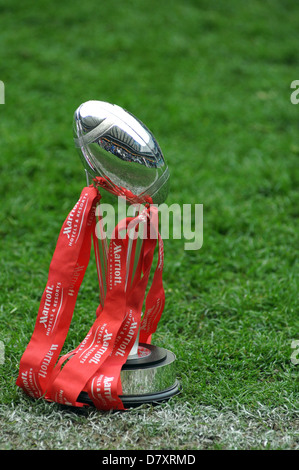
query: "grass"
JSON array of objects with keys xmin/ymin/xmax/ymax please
[{"xmin": 0, "ymin": 0, "xmax": 298, "ymax": 450}]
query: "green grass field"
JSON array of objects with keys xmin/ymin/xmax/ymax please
[{"xmin": 0, "ymin": 0, "xmax": 298, "ymax": 450}]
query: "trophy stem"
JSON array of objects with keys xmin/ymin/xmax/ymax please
[
  {"xmin": 86, "ymin": 169, "xmax": 108, "ymax": 307},
  {"xmin": 92, "ymin": 193, "xmax": 145, "ymax": 349},
  {"xmin": 125, "ymin": 208, "xmax": 146, "ymax": 359},
  {"xmin": 94, "ymin": 201, "xmax": 108, "ymax": 306}
]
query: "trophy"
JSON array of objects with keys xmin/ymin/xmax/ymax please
[
  {"xmin": 16, "ymin": 100, "xmax": 179, "ymax": 410},
  {"xmin": 73, "ymin": 100, "xmax": 179, "ymax": 407}
]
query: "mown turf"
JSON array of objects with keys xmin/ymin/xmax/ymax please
[{"xmin": 0, "ymin": 0, "xmax": 298, "ymax": 450}]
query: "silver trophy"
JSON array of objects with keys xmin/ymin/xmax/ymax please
[{"xmin": 73, "ymin": 100, "xmax": 179, "ymax": 407}]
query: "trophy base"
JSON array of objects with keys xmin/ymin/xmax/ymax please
[{"xmin": 78, "ymin": 344, "xmax": 180, "ymax": 408}]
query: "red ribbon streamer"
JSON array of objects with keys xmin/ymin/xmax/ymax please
[{"xmin": 16, "ymin": 185, "xmax": 165, "ymax": 410}]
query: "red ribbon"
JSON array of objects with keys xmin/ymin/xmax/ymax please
[{"xmin": 16, "ymin": 185, "xmax": 165, "ymax": 410}]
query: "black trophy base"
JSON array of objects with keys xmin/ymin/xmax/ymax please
[{"xmin": 78, "ymin": 344, "xmax": 180, "ymax": 408}]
